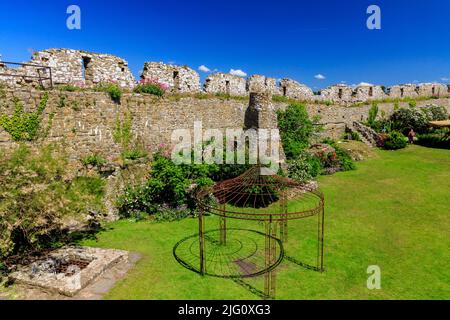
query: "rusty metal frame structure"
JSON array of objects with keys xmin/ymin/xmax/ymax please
[
  {"xmin": 191, "ymin": 166, "xmax": 325, "ymax": 300},
  {"xmin": 0, "ymin": 61, "xmax": 53, "ymax": 89}
]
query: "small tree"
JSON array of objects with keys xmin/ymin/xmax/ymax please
[{"xmin": 277, "ymin": 103, "xmax": 321, "ymax": 160}]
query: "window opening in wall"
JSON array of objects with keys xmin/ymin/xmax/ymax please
[
  {"xmin": 226, "ymin": 80, "xmax": 231, "ymax": 95},
  {"xmin": 173, "ymin": 70, "xmax": 180, "ymax": 91},
  {"xmin": 400, "ymin": 88, "xmax": 404, "ymax": 98},
  {"xmin": 338, "ymin": 89, "xmax": 343, "ymax": 99},
  {"xmin": 82, "ymin": 56, "xmax": 93, "ymax": 85},
  {"xmin": 369, "ymin": 87, "xmax": 373, "ymax": 97},
  {"xmin": 432, "ymin": 87, "xmax": 436, "ymax": 96},
  {"xmin": 282, "ymin": 86, "xmax": 287, "ymax": 97}
]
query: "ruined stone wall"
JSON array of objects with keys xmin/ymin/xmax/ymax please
[
  {"xmin": 204, "ymin": 73, "xmax": 247, "ymax": 96},
  {"xmin": 388, "ymin": 84, "xmax": 419, "ymax": 98},
  {"xmin": 141, "ymin": 62, "xmax": 200, "ymax": 93},
  {"xmin": 320, "ymin": 84, "xmax": 354, "ymax": 103},
  {"xmin": 0, "ymin": 89, "xmax": 249, "ymax": 161},
  {"xmin": 279, "ymin": 79, "xmax": 315, "ymax": 100},
  {"xmin": 353, "ymin": 85, "xmax": 387, "ymax": 102},
  {"xmin": 247, "ymin": 75, "xmax": 280, "ymax": 95},
  {"xmin": 416, "ymin": 83, "xmax": 448, "ymax": 97},
  {"xmin": 1, "ymin": 88, "xmax": 448, "ymax": 162},
  {"xmin": 0, "ymin": 49, "xmax": 135, "ymax": 89}
]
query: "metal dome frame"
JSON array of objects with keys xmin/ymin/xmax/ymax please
[{"xmin": 176, "ymin": 165, "xmax": 325, "ymax": 299}]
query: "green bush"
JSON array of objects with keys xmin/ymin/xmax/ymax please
[
  {"xmin": 416, "ymin": 133, "xmax": 449, "ymax": 149},
  {"xmin": 134, "ymin": 84, "xmax": 165, "ymax": 97},
  {"xmin": 122, "ymin": 149, "xmax": 148, "ymax": 160},
  {"xmin": 286, "ymin": 152, "xmax": 318, "ymax": 183},
  {"xmin": 277, "ymin": 103, "xmax": 321, "ymax": 160},
  {"xmin": 320, "ymin": 139, "xmax": 356, "ymax": 172},
  {"xmin": 94, "ymin": 83, "xmax": 122, "ymax": 102},
  {"xmin": 421, "ymin": 105, "xmax": 449, "ymax": 121},
  {"xmin": 390, "ymin": 108, "xmax": 429, "ymax": 134},
  {"xmin": 81, "ymin": 154, "xmax": 106, "ymax": 167},
  {"xmin": 383, "ymin": 131, "xmax": 408, "ymax": 150},
  {"xmin": 367, "ymin": 103, "xmax": 379, "ymax": 128},
  {"xmin": 0, "ymin": 145, "xmax": 105, "ymax": 258}
]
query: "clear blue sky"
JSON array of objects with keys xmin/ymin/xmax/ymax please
[{"xmin": 1, "ymin": 0, "xmax": 450, "ymax": 89}]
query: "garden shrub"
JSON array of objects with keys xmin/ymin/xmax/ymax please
[
  {"xmin": 390, "ymin": 108, "xmax": 429, "ymax": 134},
  {"xmin": 134, "ymin": 78, "xmax": 168, "ymax": 97},
  {"xmin": 421, "ymin": 105, "xmax": 449, "ymax": 121},
  {"xmin": 287, "ymin": 152, "xmax": 321, "ymax": 183},
  {"xmin": 416, "ymin": 132, "xmax": 449, "ymax": 149},
  {"xmin": 0, "ymin": 145, "xmax": 105, "ymax": 259},
  {"xmin": 383, "ymin": 131, "xmax": 408, "ymax": 150},
  {"xmin": 367, "ymin": 103, "xmax": 379, "ymax": 128},
  {"xmin": 117, "ymin": 150, "xmax": 215, "ymax": 219},
  {"xmin": 134, "ymin": 84, "xmax": 165, "ymax": 97},
  {"xmin": 320, "ymin": 139, "xmax": 356, "ymax": 173},
  {"xmin": 94, "ymin": 82, "xmax": 122, "ymax": 102},
  {"xmin": 277, "ymin": 102, "xmax": 321, "ymax": 160}
]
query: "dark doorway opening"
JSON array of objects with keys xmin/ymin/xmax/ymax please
[
  {"xmin": 282, "ymin": 86, "xmax": 287, "ymax": 97},
  {"xmin": 338, "ymin": 89, "xmax": 343, "ymax": 99},
  {"xmin": 226, "ymin": 80, "xmax": 231, "ymax": 95},
  {"xmin": 173, "ymin": 70, "xmax": 180, "ymax": 92},
  {"xmin": 82, "ymin": 56, "xmax": 93, "ymax": 86}
]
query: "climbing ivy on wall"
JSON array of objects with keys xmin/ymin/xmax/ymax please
[
  {"xmin": 0, "ymin": 92, "xmax": 49, "ymax": 141},
  {"xmin": 113, "ymin": 110, "xmax": 133, "ymax": 149}
]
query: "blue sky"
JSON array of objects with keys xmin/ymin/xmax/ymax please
[{"xmin": 1, "ymin": 0, "xmax": 450, "ymax": 89}]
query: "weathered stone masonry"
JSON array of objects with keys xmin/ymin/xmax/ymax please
[
  {"xmin": 1, "ymin": 88, "xmax": 448, "ymax": 160},
  {"xmin": 1, "ymin": 48, "xmax": 449, "ymax": 105}
]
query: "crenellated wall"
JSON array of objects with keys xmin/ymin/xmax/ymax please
[{"xmin": 1, "ymin": 48, "xmax": 450, "ymax": 105}]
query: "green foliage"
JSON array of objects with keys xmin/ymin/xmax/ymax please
[
  {"xmin": 122, "ymin": 149, "xmax": 148, "ymax": 161},
  {"xmin": 383, "ymin": 131, "xmax": 408, "ymax": 150},
  {"xmin": 56, "ymin": 84, "xmax": 82, "ymax": 92},
  {"xmin": 408, "ymin": 99, "xmax": 417, "ymax": 108},
  {"xmin": 321, "ymin": 139, "xmax": 356, "ymax": 173},
  {"xmin": 113, "ymin": 111, "xmax": 133, "ymax": 149},
  {"xmin": 287, "ymin": 152, "xmax": 321, "ymax": 183},
  {"xmin": 367, "ymin": 103, "xmax": 379, "ymax": 128},
  {"xmin": 0, "ymin": 92, "xmax": 49, "ymax": 141},
  {"xmin": 416, "ymin": 132, "xmax": 449, "ymax": 149},
  {"xmin": 343, "ymin": 130, "xmax": 362, "ymax": 141},
  {"xmin": 94, "ymin": 83, "xmax": 122, "ymax": 102},
  {"xmin": 81, "ymin": 154, "xmax": 107, "ymax": 167},
  {"xmin": 0, "ymin": 145, "xmax": 105, "ymax": 258},
  {"xmin": 277, "ymin": 102, "xmax": 320, "ymax": 160},
  {"xmin": 134, "ymin": 84, "xmax": 165, "ymax": 97},
  {"xmin": 117, "ymin": 151, "xmax": 213, "ymax": 219},
  {"xmin": 421, "ymin": 105, "xmax": 449, "ymax": 121},
  {"xmin": 390, "ymin": 108, "xmax": 429, "ymax": 134},
  {"xmin": 154, "ymin": 205, "xmax": 191, "ymax": 222}
]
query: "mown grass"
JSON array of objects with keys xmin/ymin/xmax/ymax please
[{"xmin": 81, "ymin": 145, "xmax": 450, "ymax": 300}]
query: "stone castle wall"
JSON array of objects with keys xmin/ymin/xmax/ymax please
[
  {"xmin": 1, "ymin": 47, "xmax": 450, "ymax": 105},
  {"xmin": 204, "ymin": 73, "xmax": 247, "ymax": 96},
  {"xmin": 1, "ymin": 88, "xmax": 448, "ymax": 160},
  {"xmin": 141, "ymin": 62, "xmax": 200, "ymax": 93}
]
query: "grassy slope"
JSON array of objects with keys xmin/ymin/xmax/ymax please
[{"xmin": 81, "ymin": 146, "xmax": 450, "ymax": 300}]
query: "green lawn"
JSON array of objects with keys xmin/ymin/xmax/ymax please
[{"xmin": 81, "ymin": 145, "xmax": 450, "ymax": 300}]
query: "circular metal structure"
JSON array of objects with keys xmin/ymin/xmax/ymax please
[
  {"xmin": 173, "ymin": 228, "xmax": 284, "ymax": 278},
  {"xmin": 196, "ymin": 166, "xmax": 324, "ymax": 222},
  {"xmin": 175, "ymin": 165, "xmax": 325, "ymax": 300}
]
